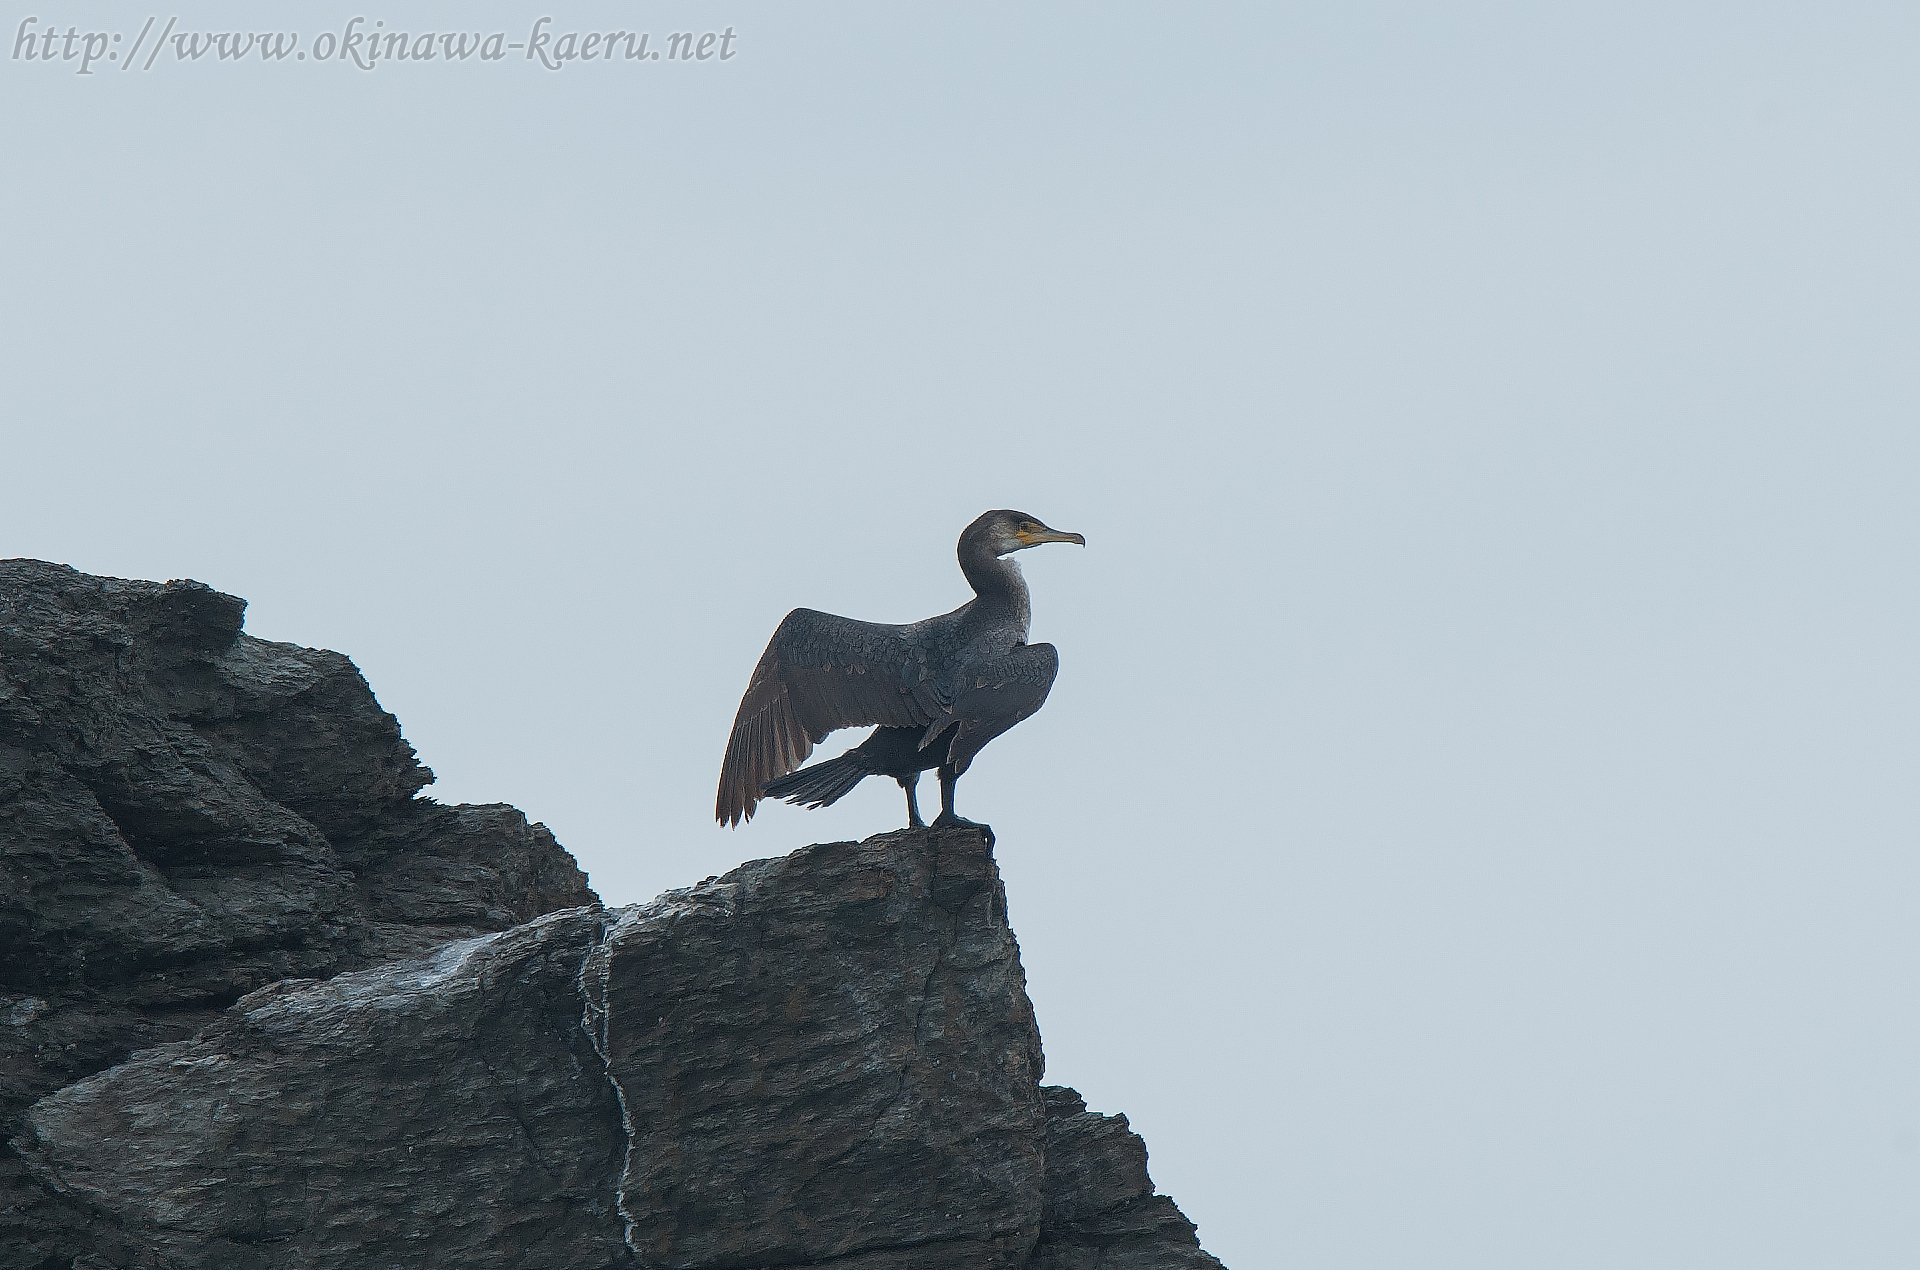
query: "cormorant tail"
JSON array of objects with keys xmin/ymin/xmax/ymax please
[{"xmin": 761, "ymin": 754, "xmax": 870, "ymax": 810}]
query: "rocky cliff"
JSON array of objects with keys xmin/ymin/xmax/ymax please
[{"xmin": 0, "ymin": 560, "xmax": 1223, "ymax": 1269}]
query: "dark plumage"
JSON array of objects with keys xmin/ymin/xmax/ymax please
[{"xmin": 716, "ymin": 509, "xmax": 1085, "ymax": 835}]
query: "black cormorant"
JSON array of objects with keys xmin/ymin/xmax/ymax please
[{"xmin": 716, "ymin": 509, "xmax": 1085, "ymax": 836}]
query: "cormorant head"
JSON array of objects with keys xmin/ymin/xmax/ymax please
[{"xmin": 963, "ymin": 510, "xmax": 1087, "ymax": 558}]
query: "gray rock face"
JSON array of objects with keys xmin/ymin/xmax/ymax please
[
  {"xmin": 1034, "ymin": 1088, "xmax": 1227, "ymax": 1270},
  {"xmin": 22, "ymin": 909, "xmax": 629, "ymax": 1270},
  {"xmin": 19, "ymin": 830, "xmax": 1223, "ymax": 1269},
  {"xmin": 0, "ymin": 560, "xmax": 596, "ymax": 1265},
  {"xmin": 581, "ymin": 830, "xmax": 1045, "ymax": 1269},
  {"xmin": 1, "ymin": 561, "xmax": 1224, "ymax": 1268},
  {"xmin": 0, "ymin": 561, "xmax": 595, "ymax": 1011}
]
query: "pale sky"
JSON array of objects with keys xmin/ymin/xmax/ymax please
[{"xmin": 5, "ymin": 4, "xmax": 1918, "ymax": 1266}]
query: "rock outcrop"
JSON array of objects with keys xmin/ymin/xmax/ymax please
[
  {"xmin": 0, "ymin": 561, "xmax": 1223, "ymax": 1269},
  {"xmin": 0, "ymin": 560, "xmax": 597, "ymax": 1265}
]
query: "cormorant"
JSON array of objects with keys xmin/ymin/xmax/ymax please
[{"xmin": 716, "ymin": 509, "xmax": 1085, "ymax": 836}]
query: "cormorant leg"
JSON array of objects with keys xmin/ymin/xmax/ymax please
[
  {"xmin": 898, "ymin": 771, "xmax": 924, "ymax": 828},
  {"xmin": 930, "ymin": 765, "xmax": 993, "ymax": 846}
]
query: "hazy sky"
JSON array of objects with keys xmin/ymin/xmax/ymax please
[{"xmin": 5, "ymin": 4, "xmax": 1918, "ymax": 1266}]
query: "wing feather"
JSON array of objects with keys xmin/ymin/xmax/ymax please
[
  {"xmin": 941, "ymin": 642, "xmax": 1060, "ymax": 775},
  {"xmin": 716, "ymin": 608, "xmax": 940, "ymax": 826}
]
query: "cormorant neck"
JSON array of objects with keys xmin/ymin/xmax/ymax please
[{"xmin": 960, "ymin": 546, "xmax": 1031, "ymax": 630}]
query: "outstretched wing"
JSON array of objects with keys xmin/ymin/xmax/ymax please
[
  {"xmin": 717, "ymin": 608, "xmax": 947, "ymax": 826},
  {"xmin": 940, "ymin": 641, "xmax": 1060, "ymax": 776}
]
